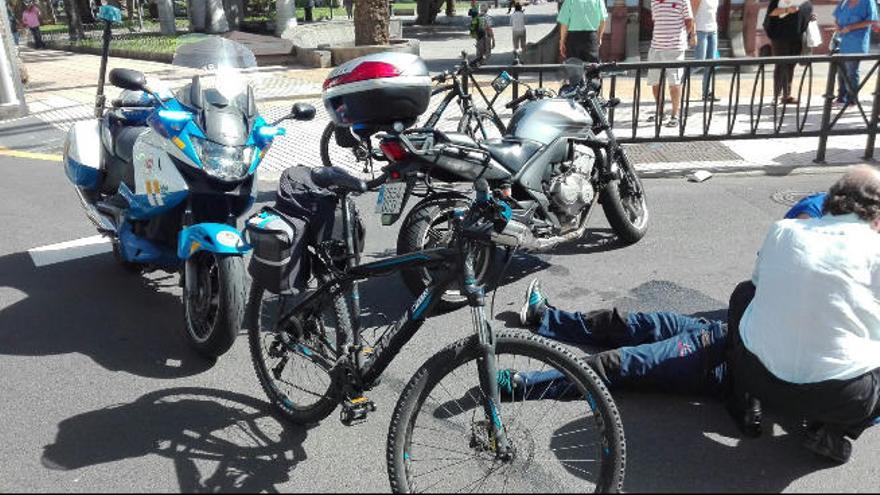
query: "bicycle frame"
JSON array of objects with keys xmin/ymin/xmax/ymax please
[
  {"xmin": 275, "ymin": 226, "xmax": 514, "ymax": 456},
  {"xmin": 424, "ymin": 64, "xmax": 505, "ymax": 137}
]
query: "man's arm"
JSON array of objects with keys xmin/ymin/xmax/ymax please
[
  {"xmin": 559, "ymin": 22, "xmax": 569, "ymax": 58},
  {"xmin": 598, "ymin": 19, "xmax": 606, "ymax": 44}
]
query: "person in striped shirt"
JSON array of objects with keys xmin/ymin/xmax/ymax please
[{"xmin": 646, "ymin": 0, "xmax": 697, "ymax": 127}]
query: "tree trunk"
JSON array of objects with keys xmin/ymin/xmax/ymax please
[
  {"xmin": 415, "ymin": 0, "xmax": 443, "ymax": 24},
  {"xmin": 205, "ymin": 0, "xmax": 229, "ymax": 33},
  {"xmin": 63, "ymin": 0, "xmax": 85, "ymax": 39},
  {"xmin": 354, "ymin": 0, "xmax": 388, "ymax": 45},
  {"xmin": 75, "ymin": 0, "xmax": 93, "ymax": 23},
  {"xmin": 275, "ymin": 0, "xmax": 297, "ymax": 36},
  {"xmin": 156, "ymin": 0, "xmax": 176, "ymax": 34},
  {"xmin": 188, "ymin": 0, "xmax": 207, "ymax": 32},
  {"xmin": 126, "ymin": 0, "xmax": 135, "ymax": 19}
]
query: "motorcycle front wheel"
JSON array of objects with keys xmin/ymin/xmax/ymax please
[
  {"xmin": 601, "ymin": 151, "xmax": 649, "ymax": 244},
  {"xmin": 182, "ymin": 252, "xmax": 247, "ymax": 358}
]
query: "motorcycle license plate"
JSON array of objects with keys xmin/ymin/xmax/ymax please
[{"xmin": 376, "ymin": 182, "xmax": 407, "ymax": 214}]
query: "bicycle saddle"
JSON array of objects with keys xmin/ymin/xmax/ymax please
[{"xmin": 310, "ymin": 166, "xmax": 368, "ymax": 194}]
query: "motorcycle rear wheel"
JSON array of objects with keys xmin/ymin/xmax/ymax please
[
  {"xmin": 182, "ymin": 253, "xmax": 246, "ymax": 358},
  {"xmin": 398, "ymin": 197, "xmax": 498, "ymax": 311}
]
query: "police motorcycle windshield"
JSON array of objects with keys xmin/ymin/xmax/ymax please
[{"xmin": 172, "ymin": 37, "xmax": 259, "ymax": 181}]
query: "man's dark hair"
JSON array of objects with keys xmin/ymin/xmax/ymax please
[
  {"xmin": 515, "ymin": 3, "xmax": 522, "ymax": 11},
  {"xmin": 822, "ymin": 166, "xmax": 880, "ymax": 222}
]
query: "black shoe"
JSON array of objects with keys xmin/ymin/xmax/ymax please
[
  {"xmin": 803, "ymin": 426, "xmax": 852, "ymax": 464},
  {"xmin": 520, "ymin": 278, "xmax": 549, "ymax": 327},
  {"xmin": 727, "ymin": 393, "xmax": 763, "ymax": 438}
]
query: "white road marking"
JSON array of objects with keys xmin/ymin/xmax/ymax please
[{"xmin": 28, "ymin": 235, "xmax": 112, "ymax": 267}]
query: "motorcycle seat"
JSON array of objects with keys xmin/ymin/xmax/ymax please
[
  {"xmin": 310, "ymin": 166, "xmax": 367, "ymax": 194},
  {"xmin": 100, "ymin": 125, "xmax": 147, "ymax": 195},
  {"xmin": 436, "ymin": 131, "xmax": 479, "ymax": 149},
  {"xmin": 479, "ymin": 138, "xmax": 542, "ymax": 173},
  {"xmin": 112, "ymin": 125, "xmax": 148, "ymax": 163}
]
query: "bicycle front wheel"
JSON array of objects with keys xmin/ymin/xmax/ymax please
[{"xmin": 387, "ymin": 331, "xmax": 626, "ymax": 493}]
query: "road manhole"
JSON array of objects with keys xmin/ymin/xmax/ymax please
[{"xmin": 770, "ymin": 190, "xmax": 823, "ymax": 206}]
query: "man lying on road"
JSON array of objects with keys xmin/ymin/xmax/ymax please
[{"xmin": 500, "ymin": 166, "xmax": 880, "ymax": 465}]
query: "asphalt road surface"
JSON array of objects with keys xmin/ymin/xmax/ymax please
[{"xmin": 0, "ymin": 154, "xmax": 877, "ymax": 492}]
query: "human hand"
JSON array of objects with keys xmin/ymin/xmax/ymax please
[
  {"xmin": 788, "ymin": 6, "xmax": 798, "ymax": 14},
  {"xmin": 689, "ymin": 33, "xmax": 697, "ymax": 47},
  {"xmin": 559, "ymin": 43, "xmax": 566, "ymax": 59}
]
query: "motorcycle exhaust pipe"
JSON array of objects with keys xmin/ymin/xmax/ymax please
[{"xmin": 491, "ymin": 200, "xmax": 598, "ymax": 252}]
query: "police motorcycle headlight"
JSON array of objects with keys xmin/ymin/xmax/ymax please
[{"xmin": 190, "ymin": 137, "xmax": 255, "ymax": 182}]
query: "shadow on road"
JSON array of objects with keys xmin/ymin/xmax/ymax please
[
  {"xmin": 41, "ymin": 387, "xmax": 310, "ymax": 493},
  {"xmin": 0, "ymin": 251, "xmax": 213, "ymax": 378}
]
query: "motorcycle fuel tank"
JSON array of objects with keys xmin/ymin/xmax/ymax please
[{"xmin": 506, "ymin": 98, "xmax": 592, "ymax": 145}]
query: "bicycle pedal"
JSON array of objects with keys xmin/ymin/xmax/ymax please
[{"xmin": 340, "ymin": 396, "xmax": 377, "ymax": 426}]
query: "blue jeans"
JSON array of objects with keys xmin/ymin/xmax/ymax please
[
  {"xmin": 519, "ymin": 308, "xmax": 729, "ymax": 397},
  {"xmin": 836, "ymin": 60, "xmax": 861, "ymax": 104},
  {"xmin": 694, "ymin": 31, "xmax": 718, "ymax": 98}
]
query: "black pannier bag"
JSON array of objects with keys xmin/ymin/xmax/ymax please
[
  {"xmin": 245, "ymin": 207, "xmax": 308, "ymax": 294},
  {"xmin": 246, "ymin": 166, "xmax": 365, "ymax": 294}
]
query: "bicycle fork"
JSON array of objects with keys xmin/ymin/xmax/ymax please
[{"xmin": 463, "ymin": 251, "xmax": 514, "ymax": 461}]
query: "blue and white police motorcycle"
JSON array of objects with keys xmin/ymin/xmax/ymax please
[{"xmin": 62, "ymin": 6, "xmax": 316, "ymax": 358}]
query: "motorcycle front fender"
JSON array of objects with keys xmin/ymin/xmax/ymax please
[{"xmin": 177, "ymin": 223, "xmax": 250, "ymax": 260}]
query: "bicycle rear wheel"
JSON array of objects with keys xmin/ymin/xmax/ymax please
[
  {"xmin": 387, "ymin": 331, "xmax": 626, "ymax": 493},
  {"xmin": 246, "ymin": 285, "xmax": 349, "ymax": 425}
]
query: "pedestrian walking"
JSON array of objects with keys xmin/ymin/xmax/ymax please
[
  {"xmin": 511, "ymin": 2, "xmax": 527, "ymax": 53},
  {"xmin": 470, "ymin": 4, "xmax": 495, "ymax": 64},
  {"xmin": 692, "ymin": 0, "xmax": 719, "ymax": 101},
  {"xmin": 21, "ymin": 0, "xmax": 44, "ymax": 49},
  {"xmin": 557, "ymin": 0, "xmax": 606, "ymax": 63},
  {"xmin": 763, "ymin": 0, "xmax": 814, "ymax": 104},
  {"xmin": 343, "ymin": 0, "xmax": 353, "ymax": 19},
  {"xmin": 646, "ymin": 0, "xmax": 696, "ymax": 127},
  {"xmin": 833, "ymin": 0, "xmax": 878, "ymax": 106},
  {"xmin": 7, "ymin": 3, "xmax": 20, "ymax": 46},
  {"xmin": 304, "ymin": 0, "xmax": 314, "ymax": 22}
]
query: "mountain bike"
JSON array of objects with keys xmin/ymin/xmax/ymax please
[
  {"xmin": 319, "ymin": 51, "xmax": 508, "ymax": 174},
  {"xmin": 246, "ymin": 172, "xmax": 626, "ymax": 493}
]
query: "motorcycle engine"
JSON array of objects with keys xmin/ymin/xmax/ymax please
[{"xmin": 548, "ymin": 146, "xmax": 597, "ymax": 220}]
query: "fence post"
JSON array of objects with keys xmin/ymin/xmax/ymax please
[
  {"xmin": 864, "ymin": 61, "xmax": 880, "ymax": 161},
  {"xmin": 815, "ymin": 59, "xmax": 838, "ymax": 163}
]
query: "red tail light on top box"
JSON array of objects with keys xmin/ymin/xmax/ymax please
[{"xmin": 322, "ymin": 53, "xmax": 432, "ymax": 130}]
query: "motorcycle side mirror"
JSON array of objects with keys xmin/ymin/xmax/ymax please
[
  {"xmin": 109, "ymin": 68, "xmax": 147, "ymax": 92},
  {"xmin": 292, "ymin": 103, "xmax": 316, "ymax": 121}
]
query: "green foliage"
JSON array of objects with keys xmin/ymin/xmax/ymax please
[{"xmin": 68, "ymin": 32, "xmax": 201, "ymax": 54}]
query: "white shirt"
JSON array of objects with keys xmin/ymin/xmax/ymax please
[
  {"xmin": 693, "ymin": 0, "xmax": 718, "ymax": 32},
  {"xmin": 511, "ymin": 11, "xmax": 526, "ymax": 32},
  {"xmin": 740, "ymin": 214, "xmax": 880, "ymax": 384}
]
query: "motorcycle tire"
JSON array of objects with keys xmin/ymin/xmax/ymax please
[
  {"xmin": 182, "ymin": 253, "xmax": 247, "ymax": 359},
  {"xmin": 397, "ymin": 197, "xmax": 499, "ymax": 311},
  {"xmin": 601, "ymin": 172, "xmax": 649, "ymax": 245}
]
